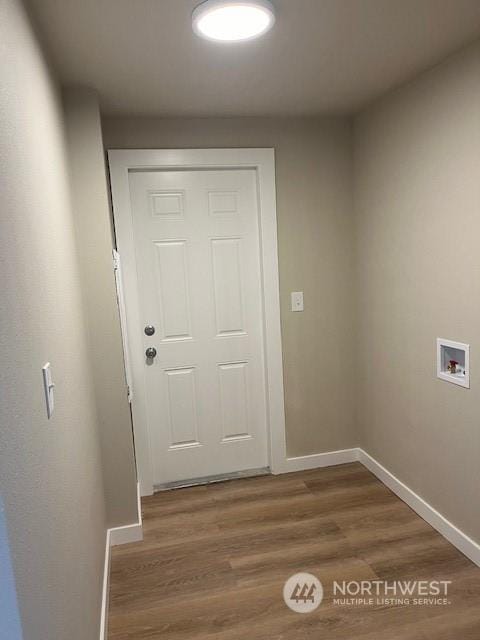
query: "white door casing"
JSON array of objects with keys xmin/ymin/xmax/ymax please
[{"xmin": 108, "ymin": 149, "xmax": 286, "ymax": 494}]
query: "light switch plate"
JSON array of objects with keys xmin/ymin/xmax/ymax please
[
  {"xmin": 42, "ymin": 363, "xmax": 55, "ymax": 418},
  {"xmin": 291, "ymin": 291, "xmax": 304, "ymax": 312}
]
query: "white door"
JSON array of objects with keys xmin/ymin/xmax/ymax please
[{"xmin": 127, "ymin": 168, "xmax": 269, "ymax": 486}]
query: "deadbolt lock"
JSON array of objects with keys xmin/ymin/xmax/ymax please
[
  {"xmin": 145, "ymin": 347, "xmax": 157, "ymax": 359},
  {"xmin": 144, "ymin": 325, "xmax": 155, "ymax": 336}
]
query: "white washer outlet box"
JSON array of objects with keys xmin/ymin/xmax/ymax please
[{"xmin": 436, "ymin": 338, "xmax": 470, "ymax": 389}]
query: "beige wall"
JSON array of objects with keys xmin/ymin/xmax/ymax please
[
  {"xmin": 354, "ymin": 41, "xmax": 480, "ymax": 541},
  {"xmin": 103, "ymin": 117, "xmax": 356, "ymax": 456},
  {"xmin": 4, "ymin": 1, "xmax": 479, "ymax": 635},
  {"xmin": 0, "ymin": 1, "xmax": 106, "ymax": 638},
  {"xmin": 64, "ymin": 89, "xmax": 138, "ymax": 527}
]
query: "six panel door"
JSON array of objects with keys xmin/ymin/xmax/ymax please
[{"xmin": 128, "ymin": 169, "xmax": 269, "ymax": 485}]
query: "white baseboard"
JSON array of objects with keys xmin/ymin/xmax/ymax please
[
  {"xmin": 285, "ymin": 448, "xmax": 358, "ymax": 473},
  {"xmin": 99, "ymin": 451, "xmax": 480, "ymax": 637},
  {"xmin": 109, "ymin": 520, "xmax": 143, "ymax": 546},
  {"xmin": 99, "ymin": 529, "xmax": 111, "ymax": 640},
  {"xmin": 109, "ymin": 481, "xmax": 143, "ymax": 546},
  {"xmin": 99, "ymin": 482, "xmax": 143, "ymax": 639},
  {"xmin": 357, "ymin": 448, "xmax": 480, "ymax": 567},
  {"xmin": 284, "ymin": 446, "xmax": 480, "ymax": 567}
]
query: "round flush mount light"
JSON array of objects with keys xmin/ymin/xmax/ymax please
[{"xmin": 192, "ymin": 0, "xmax": 275, "ymax": 43}]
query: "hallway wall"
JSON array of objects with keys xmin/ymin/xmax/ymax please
[
  {"xmin": 102, "ymin": 117, "xmax": 356, "ymax": 457},
  {"xmin": 0, "ymin": 1, "xmax": 107, "ymax": 638},
  {"xmin": 354, "ymin": 40, "xmax": 480, "ymax": 542},
  {"xmin": 64, "ymin": 88, "xmax": 138, "ymax": 527}
]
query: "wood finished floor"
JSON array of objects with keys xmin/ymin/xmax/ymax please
[{"xmin": 108, "ymin": 463, "xmax": 480, "ymax": 639}]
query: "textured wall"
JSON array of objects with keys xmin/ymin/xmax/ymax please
[
  {"xmin": 0, "ymin": 1, "xmax": 107, "ymax": 638},
  {"xmin": 354, "ymin": 41, "xmax": 480, "ymax": 541},
  {"xmin": 64, "ymin": 88, "xmax": 138, "ymax": 527},
  {"xmin": 102, "ymin": 116, "xmax": 356, "ymax": 457}
]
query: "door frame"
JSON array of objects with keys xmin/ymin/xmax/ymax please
[{"xmin": 108, "ymin": 148, "xmax": 287, "ymax": 495}]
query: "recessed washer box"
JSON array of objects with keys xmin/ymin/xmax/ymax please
[{"xmin": 437, "ymin": 338, "xmax": 470, "ymax": 388}]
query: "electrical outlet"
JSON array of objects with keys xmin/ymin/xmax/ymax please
[{"xmin": 291, "ymin": 291, "xmax": 304, "ymax": 312}]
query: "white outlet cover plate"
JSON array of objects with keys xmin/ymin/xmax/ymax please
[{"xmin": 291, "ymin": 291, "xmax": 304, "ymax": 312}]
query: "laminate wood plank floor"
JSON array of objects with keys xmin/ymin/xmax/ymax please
[{"xmin": 108, "ymin": 463, "xmax": 480, "ymax": 639}]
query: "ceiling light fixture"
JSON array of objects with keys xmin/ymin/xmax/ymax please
[{"xmin": 192, "ymin": 0, "xmax": 275, "ymax": 43}]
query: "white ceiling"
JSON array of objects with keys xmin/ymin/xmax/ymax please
[{"xmin": 28, "ymin": 0, "xmax": 480, "ymax": 117}]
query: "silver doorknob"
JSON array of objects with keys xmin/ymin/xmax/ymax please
[{"xmin": 145, "ymin": 347, "xmax": 157, "ymax": 359}]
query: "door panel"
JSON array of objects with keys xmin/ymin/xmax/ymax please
[
  {"xmin": 164, "ymin": 366, "xmax": 200, "ymax": 449},
  {"xmin": 154, "ymin": 240, "xmax": 192, "ymax": 341},
  {"xmin": 128, "ymin": 169, "xmax": 268, "ymax": 485},
  {"xmin": 218, "ymin": 361, "xmax": 250, "ymax": 441},
  {"xmin": 211, "ymin": 237, "xmax": 245, "ymax": 336}
]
